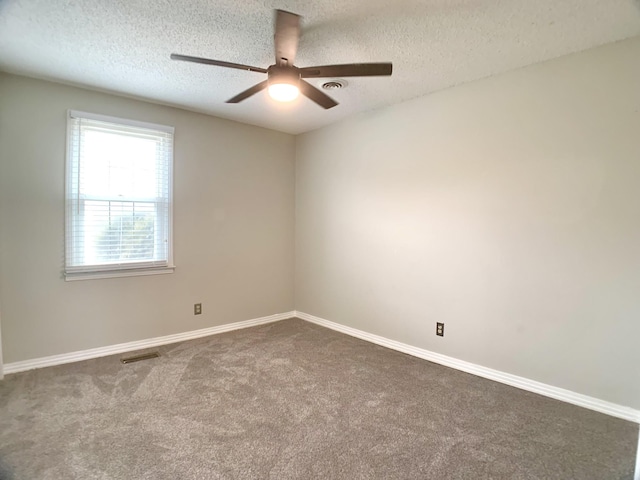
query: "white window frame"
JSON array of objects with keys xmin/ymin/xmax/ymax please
[{"xmin": 65, "ymin": 110, "xmax": 175, "ymax": 281}]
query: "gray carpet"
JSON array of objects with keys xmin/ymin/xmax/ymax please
[{"xmin": 0, "ymin": 318, "xmax": 637, "ymax": 479}]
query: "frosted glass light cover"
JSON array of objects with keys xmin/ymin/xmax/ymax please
[{"xmin": 268, "ymin": 83, "xmax": 299, "ymax": 102}]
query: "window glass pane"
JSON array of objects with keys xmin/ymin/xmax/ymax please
[
  {"xmin": 81, "ymin": 129, "xmax": 158, "ymax": 199},
  {"xmin": 84, "ymin": 201, "xmax": 156, "ymax": 264}
]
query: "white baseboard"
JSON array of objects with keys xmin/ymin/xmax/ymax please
[
  {"xmin": 4, "ymin": 310, "xmax": 639, "ymax": 425},
  {"xmin": 4, "ymin": 311, "xmax": 295, "ymax": 375},
  {"xmin": 295, "ymin": 311, "xmax": 640, "ymax": 424}
]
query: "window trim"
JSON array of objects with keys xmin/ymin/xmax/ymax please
[
  {"xmin": 64, "ymin": 266, "xmax": 175, "ymax": 282},
  {"xmin": 64, "ymin": 110, "xmax": 175, "ymax": 281}
]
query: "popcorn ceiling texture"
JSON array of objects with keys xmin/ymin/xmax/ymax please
[{"xmin": 0, "ymin": 0, "xmax": 639, "ymax": 134}]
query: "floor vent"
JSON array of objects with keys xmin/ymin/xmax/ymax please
[{"xmin": 121, "ymin": 352, "xmax": 160, "ymax": 364}]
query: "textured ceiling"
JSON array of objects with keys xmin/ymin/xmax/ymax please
[{"xmin": 1, "ymin": 0, "xmax": 639, "ymax": 134}]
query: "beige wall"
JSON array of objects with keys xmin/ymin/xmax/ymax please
[
  {"xmin": 2, "ymin": 37, "xmax": 639, "ymax": 410},
  {"xmin": 0, "ymin": 73, "xmax": 295, "ymax": 363},
  {"xmin": 295, "ymin": 37, "xmax": 640, "ymax": 409}
]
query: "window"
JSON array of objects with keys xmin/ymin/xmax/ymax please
[{"xmin": 65, "ymin": 110, "xmax": 174, "ymax": 280}]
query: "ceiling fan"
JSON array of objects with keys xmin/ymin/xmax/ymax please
[{"xmin": 170, "ymin": 9, "xmax": 393, "ymax": 109}]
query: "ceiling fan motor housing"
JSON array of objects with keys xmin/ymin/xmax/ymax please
[{"xmin": 267, "ymin": 65, "xmax": 301, "ymax": 88}]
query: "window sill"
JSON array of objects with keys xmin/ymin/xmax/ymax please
[{"xmin": 65, "ymin": 266, "xmax": 176, "ymax": 282}]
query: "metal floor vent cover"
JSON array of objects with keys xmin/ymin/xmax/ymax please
[{"xmin": 121, "ymin": 352, "xmax": 160, "ymax": 364}]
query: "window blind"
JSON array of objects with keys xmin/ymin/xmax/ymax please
[{"xmin": 65, "ymin": 110, "xmax": 174, "ymax": 277}]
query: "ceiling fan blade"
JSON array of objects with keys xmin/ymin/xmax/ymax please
[
  {"xmin": 299, "ymin": 80, "xmax": 338, "ymax": 109},
  {"xmin": 226, "ymin": 80, "xmax": 269, "ymax": 103},
  {"xmin": 300, "ymin": 63, "xmax": 393, "ymax": 78},
  {"xmin": 274, "ymin": 10, "xmax": 301, "ymax": 66},
  {"xmin": 170, "ymin": 54, "xmax": 267, "ymax": 74}
]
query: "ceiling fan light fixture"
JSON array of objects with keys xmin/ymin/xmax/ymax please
[
  {"xmin": 267, "ymin": 66, "xmax": 300, "ymax": 102},
  {"xmin": 268, "ymin": 82, "xmax": 299, "ymax": 102}
]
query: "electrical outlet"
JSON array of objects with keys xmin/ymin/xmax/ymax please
[
  {"xmin": 194, "ymin": 303, "xmax": 202, "ymax": 315},
  {"xmin": 436, "ymin": 322, "xmax": 444, "ymax": 337}
]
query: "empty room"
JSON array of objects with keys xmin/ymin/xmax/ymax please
[{"xmin": 0, "ymin": 1, "xmax": 639, "ymax": 478}]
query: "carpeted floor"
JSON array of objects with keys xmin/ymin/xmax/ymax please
[{"xmin": 0, "ymin": 318, "xmax": 637, "ymax": 479}]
